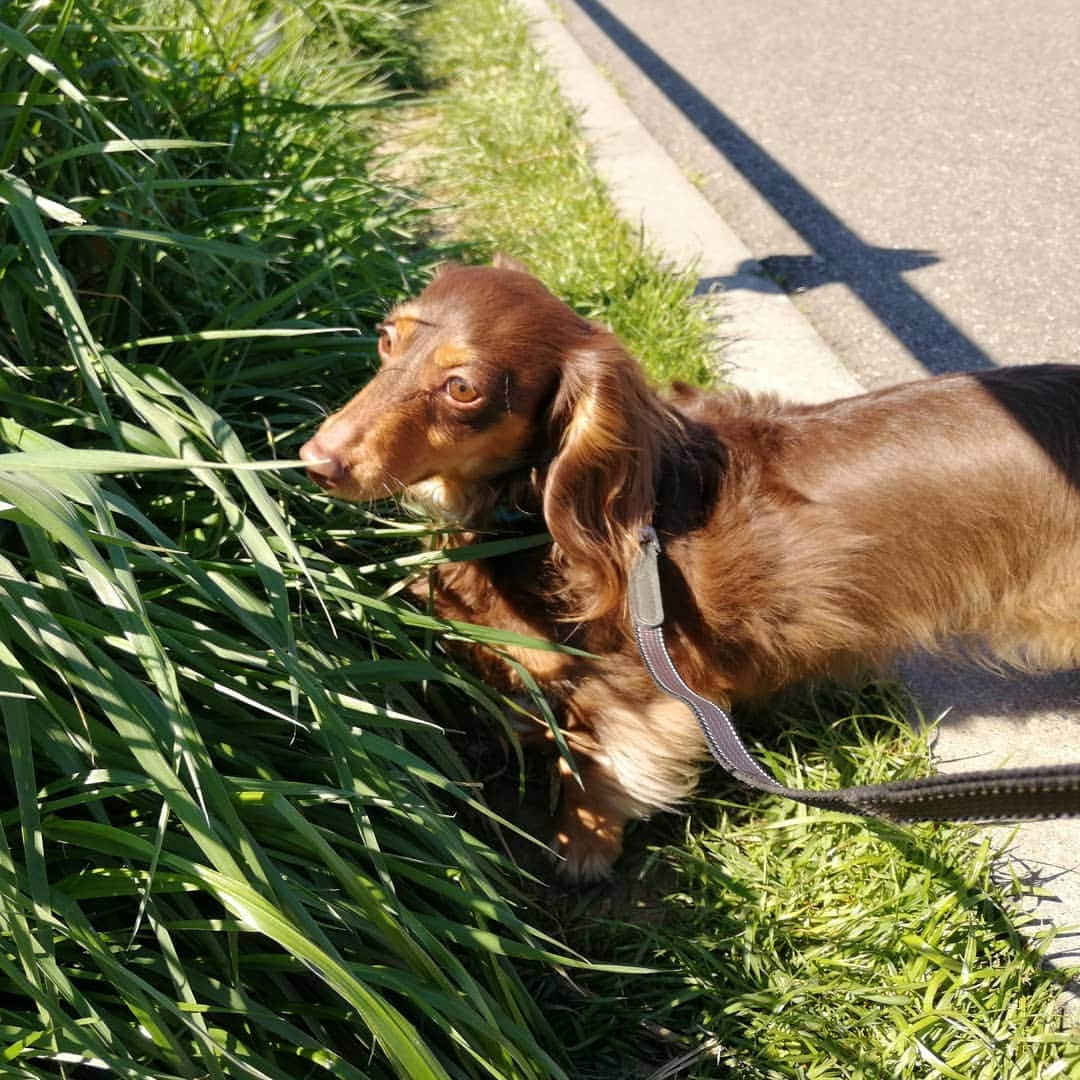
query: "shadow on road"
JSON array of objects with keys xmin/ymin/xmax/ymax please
[{"xmin": 570, "ymin": 0, "xmax": 997, "ymax": 374}]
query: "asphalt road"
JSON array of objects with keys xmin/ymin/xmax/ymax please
[{"xmin": 556, "ymin": 0, "xmax": 1080, "ymax": 387}]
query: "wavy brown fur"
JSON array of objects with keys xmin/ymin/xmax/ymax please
[{"xmin": 300, "ymin": 260, "xmax": 1080, "ymax": 881}]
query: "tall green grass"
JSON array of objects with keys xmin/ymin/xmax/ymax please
[
  {"xmin": 6, "ymin": 1, "xmax": 1080, "ymax": 1077},
  {"xmin": 0, "ymin": 2, "xmax": 573, "ymax": 1075}
]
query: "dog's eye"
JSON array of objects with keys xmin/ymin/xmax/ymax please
[{"xmin": 445, "ymin": 375, "xmax": 480, "ymax": 404}]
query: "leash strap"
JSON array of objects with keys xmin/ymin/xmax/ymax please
[{"xmin": 629, "ymin": 527, "xmax": 1080, "ymax": 823}]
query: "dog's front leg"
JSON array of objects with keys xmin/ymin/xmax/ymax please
[{"xmin": 552, "ymin": 684, "xmax": 711, "ymax": 882}]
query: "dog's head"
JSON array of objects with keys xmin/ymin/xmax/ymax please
[{"xmin": 300, "ymin": 257, "xmax": 679, "ymax": 619}]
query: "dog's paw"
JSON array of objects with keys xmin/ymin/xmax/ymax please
[
  {"xmin": 553, "ymin": 842, "xmax": 617, "ymax": 885},
  {"xmin": 552, "ymin": 810, "xmax": 623, "ymax": 885}
]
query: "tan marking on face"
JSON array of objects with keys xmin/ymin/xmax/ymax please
[
  {"xmin": 379, "ymin": 304, "xmax": 426, "ymax": 353},
  {"xmin": 433, "ymin": 342, "xmax": 472, "ymax": 369},
  {"xmin": 448, "ymin": 414, "xmax": 532, "ymax": 477},
  {"xmin": 392, "ymin": 315, "xmax": 419, "ymax": 347},
  {"xmin": 426, "ymin": 425, "xmax": 456, "ymax": 450},
  {"xmin": 408, "ymin": 412, "xmax": 533, "ymax": 479},
  {"xmin": 328, "ymin": 401, "xmax": 533, "ymax": 505},
  {"xmin": 404, "ymin": 477, "xmax": 457, "ymax": 516}
]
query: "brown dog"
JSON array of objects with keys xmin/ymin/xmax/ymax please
[{"xmin": 300, "ymin": 258, "xmax": 1080, "ymax": 881}]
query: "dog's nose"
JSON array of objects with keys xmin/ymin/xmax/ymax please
[{"xmin": 299, "ymin": 437, "xmax": 343, "ymax": 489}]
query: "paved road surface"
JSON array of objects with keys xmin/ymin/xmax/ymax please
[{"xmin": 557, "ymin": 0, "xmax": 1080, "ymax": 387}]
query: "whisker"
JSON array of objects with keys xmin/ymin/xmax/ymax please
[{"xmin": 296, "ymin": 395, "xmax": 332, "ymax": 418}]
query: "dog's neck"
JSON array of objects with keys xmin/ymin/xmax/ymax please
[
  {"xmin": 651, "ymin": 417, "xmax": 727, "ymax": 538},
  {"xmin": 403, "ymin": 467, "xmax": 543, "ymax": 537},
  {"xmin": 406, "ymin": 437, "xmax": 724, "ymax": 548}
]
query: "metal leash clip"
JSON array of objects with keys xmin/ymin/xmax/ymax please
[{"xmin": 629, "ymin": 525, "xmax": 665, "ymax": 629}]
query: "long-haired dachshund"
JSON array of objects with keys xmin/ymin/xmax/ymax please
[{"xmin": 300, "ymin": 257, "xmax": 1080, "ymax": 881}]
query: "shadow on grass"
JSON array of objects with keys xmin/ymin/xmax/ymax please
[{"xmin": 503, "ymin": 680, "xmax": 1077, "ymax": 1078}]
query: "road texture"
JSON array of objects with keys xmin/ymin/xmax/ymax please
[
  {"xmin": 555, "ymin": 0, "xmax": 1080, "ymax": 387},
  {"xmin": 526, "ymin": 0, "xmax": 1080, "ymax": 985}
]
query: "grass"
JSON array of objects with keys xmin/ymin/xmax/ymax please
[
  {"xmin": 2, "ymin": 0, "xmax": 1079, "ymax": 1077},
  {"xmin": 0, "ymin": 2, "xmax": 575, "ymax": 1075},
  {"xmin": 403, "ymin": 0, "xmax": 719, "ymax": 388},
  {"xmin": 536, "ymin": 687, "xmax": 1080, "ymax": 1078}
]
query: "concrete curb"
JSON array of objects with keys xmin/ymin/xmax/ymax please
[
  {"xmin": 515, "ymin": 0, "xmax": 862, "ymax": 404},
  {"xmin": 514, "ymin": 0, "xmax": 1080, "ymax": 997}
]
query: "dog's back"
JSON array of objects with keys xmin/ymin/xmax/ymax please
[{"xmin": 682, "ymin": 364, "xmax": 1080, "ymax": 684}]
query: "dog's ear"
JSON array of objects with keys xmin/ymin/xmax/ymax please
[
  {"xmin": 543, "ymin": 328, "xmax": 676, "ymax": 622},
  {"xmin": 491, "ymin": 252, "xmax": 531, "ymax": 275}
]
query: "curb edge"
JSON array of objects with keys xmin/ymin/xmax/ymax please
[{"xmin": 515, "ymin": 0, "xmax": 863, "ymax": 404}]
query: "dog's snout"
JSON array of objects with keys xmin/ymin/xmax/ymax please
[{"xmin": 299, "ymin": 437, "xmax": 344, "ymax": 489}]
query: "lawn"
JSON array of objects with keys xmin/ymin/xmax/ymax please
[
  {"xmin": 0, "ymin": 0, "xmax": 1077, "ymax": 1077},
  {"xmin": 0, "ymin": 2, "xmax": 568, "ymax": 1075}
]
